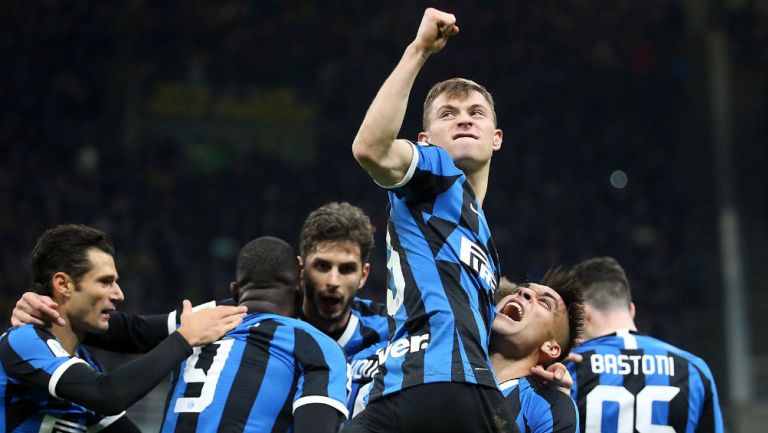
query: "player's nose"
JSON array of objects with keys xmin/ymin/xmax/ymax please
[
  {"xmin": 517, "ymin": 286, "xmax": 534, "ymax": 302},
  {"xmin": 111, "ymin": 282, "xmax": 125, "ymax": 303},
  {"xmin": 456, "ymin": 112, "xmax": 473, "ymax": 126},
  {"xmin": 326, "ymin": 268, "xmax": 341, "ymax": 288}
]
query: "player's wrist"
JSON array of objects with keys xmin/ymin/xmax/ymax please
[
  {"xmin": 175, "ymin": 325, "xmax": 198, "ymax": 347},
  {"xmin": 405, "ymin": 42, "xmax": 433, "ymax": 60}
]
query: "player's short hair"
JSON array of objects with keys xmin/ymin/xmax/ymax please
[
  {"xmin": 31, "ymin": 224, "xmax": 115, "ymax": 296},
  {"xmin": 299, "ymin": 202, "xmax": 375, "ymax": 263},
  {"xmin": 572, "ymin": 257, "xmax": 632, "ymax": 312},
  {"xmin": 236, "ymin": 236, "xmax": 299, "ymax": 292},
  {"xmin": 541, "ymin": 268, "xmax": 584, "ymax": 365},
  {"xmin": 422, "ymin": 78, "xmax": 497, "ymax": 130}
]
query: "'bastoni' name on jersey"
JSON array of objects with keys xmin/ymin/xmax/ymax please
[{"xmin": 589, "ymin": 353, "xmax": 675, "ymax": 376}]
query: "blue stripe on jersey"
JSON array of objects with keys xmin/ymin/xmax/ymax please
[
  {"xmin": 161, "ymin": 314, "xmax": 348, "ymax": 433},
  {"xmin": 372, "ymin": 142, "xmax": 500, "ymax": 400},
  {"xmin": 0, "ymin": 325, "xmax": 113, "ymax": 433},
  {"xmin": 500, "ymin": 377, "xmax": 579, "ymax": 433},
  {"xmin": 242, "ymin": 324, "xmax": 296, "ymax": 432},
  {"xmin": 567, "ymin": 330, "xmax": 723, "ymax": 433}
]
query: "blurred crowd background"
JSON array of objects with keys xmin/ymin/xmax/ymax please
[{"xmin": 2, "ymin": 0, "xmax": 766, "ymax": 430}]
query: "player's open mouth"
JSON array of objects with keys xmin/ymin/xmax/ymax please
[
  {"xmin": 501, "ymin": 301, "xmax": 523, "ymax": 322},
  {"xmin": 320, "ymin": 294, "xmax": 343, "ymax": 310},
  {"xmin": 453, "ymin": 132, "xmax": 478, "ymax": 140}
]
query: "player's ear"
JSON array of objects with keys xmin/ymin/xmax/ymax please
[
  {"xmin": 51, "ymin": 272, "xmax": 73, "ymax": 299},
  {"xmin": 540, "ymin": 340, "xmax": 562, "ymax": 362},
  {"xmin": 492, "ymin": 129, "xmax": 503, "ymax": 151},
  {"xmin": 297, "ymin": 256, "xmax": 305, "ymax": 286},
  {"xmin": 629, "ymin": 302, "xmax": 636, "ymax": 319},
  {"xmin": 359, "ymin": 262, "xmax": 371, "ymax": 289},
  {"xmin": 418, "ymin": 131, "xmax": 429, "ymax": 143},
  {"xmin": 230, "ymin": 282, "xmax": 239, "ymax": 303}
]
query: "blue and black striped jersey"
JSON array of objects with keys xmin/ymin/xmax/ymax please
[
  {"xmin": 337, "ymin": 298, "xmax": 392, "ymax": 361},
  {"xmin": 347, "ymin": 340, "xmax": 386, "ymax": 418},
  {"xmin": 338, "ymin": 298, "xmax": 390, "ymax": 416},
  {"xmin": 168, "ymin": 298, "xmax": 391, "ymax": 361},
  {"xmin": 0, "ymin": 325, "xmax": 127, "ymax": 433},
  {"xmin": 160, "ymin": 313, "xmax": 349, "ymax": 432},
  {"xmin": 500, "ymin": 377, "xmax": 579, "ymax": 433},
  {"xmin": 370, "ymin": 141, "xmax": 501, "ymax": 401},
  {"xmin": 567, "ymin": 329, "xmax": 724, "ymax": 433}
]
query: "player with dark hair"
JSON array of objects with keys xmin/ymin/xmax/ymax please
[
  {"xmin": 298, "ymin": 202, "xmax": 393, "ymax": 414},
  {"xmin": 346, "ymin": 8, "xmax": 508, "ymax": 433},
  {"xmin": 350, "ymin": 270, "xmax": 583, "ymax": 432},
  {"xmin": 299, "ymin": 202, "xmax": 391, "ymax": 359},
  {"xmin": 566, "ymin": 257, "xmax": 724, "ymax": 433},
  {"xmin": 160, "ymin": 236, "xmax": 349, "ymax": 432},
  {"xmin": 0, "ymin": 224, "xmax": 245, "ymax": 433},
  {"xmin": 491, "ymin": 270, "xmax": 583, "ymax": 433},
  {"xmin": 11, "ymin": 202, "xmax": 392, "ymax": 418}
]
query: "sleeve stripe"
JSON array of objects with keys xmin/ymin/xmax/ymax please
[
  {"xmin": 48, "ymin": 357, "xmax": 88, "ymax": 398},
  {"xmin": 88, "ymin": 412, "xmax": 127, "ymax": 432},
  {"xmin": 293, "ymin": 395, "xmax": 350, "ymax": 419},
  {"xmin": 375, "ymin": 141, "xmax": 420, "ymax": 189},
  {"xmin": 167, "ymin": 310, "xmax": 176, "ymax": 335},
  {"xmin": 336, "ymin": 314, "xmax": 359, "ymax": 348}
]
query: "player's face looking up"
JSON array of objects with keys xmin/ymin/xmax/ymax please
[
  {"xmin": 301, "ymin": 240, "xmax": 370, "ymax": 333},
  {"xmin": 490, "ymin": 283, "xmax": 566, "ymax": 363},
  {"xmin": 64, "ymin": 248, "xmax": 123, "ymax": 335},
  {"xmin": 418, "ymin": 90, "xmax": 502, "ymax": 173}
]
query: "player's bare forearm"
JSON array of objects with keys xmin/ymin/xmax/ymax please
[
  {"xmin": 352, "ymin": 44, "xmax": 428, "ymax": 186},
  {"xmin": 352, "ymin": 8, "xmax": 459, "ymax": 187}
]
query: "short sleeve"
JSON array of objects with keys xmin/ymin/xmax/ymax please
[
  {"xmin": 388, "ymin": 142, "xmax": 464, "ymax": 202},
  {"xmin": 292, "ymin": 327, "xmax": 350, "ymax": 420}
]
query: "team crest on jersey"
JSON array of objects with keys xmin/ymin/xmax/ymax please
[{"xmin": 459, "ymin": 236, "xmax": 497, "ymax": 294}]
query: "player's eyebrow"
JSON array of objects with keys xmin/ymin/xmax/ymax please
[
  {"xmin": 539, "ymin": 290, "xmax": 561, "ymax": 309},
  {"xmin": 435, "ymin": 103, "xmax": 458, "ymax": 112},
  {"xmin": 467, "ymin": 103, "xmax": 487, "ymax": 112}
]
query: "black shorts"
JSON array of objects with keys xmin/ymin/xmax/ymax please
[{"xmin": 342, "ymin": 382, "xmax": 518, "ymax": 433}]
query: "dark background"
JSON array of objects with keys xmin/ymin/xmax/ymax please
[{"xmin": 2, "ymin": 1, "xmax": 766, "ymax": 429}]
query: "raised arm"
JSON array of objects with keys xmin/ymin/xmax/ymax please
[{"xmin": 351, "ymin": 8, "xmax": 459, "ymax": 186}]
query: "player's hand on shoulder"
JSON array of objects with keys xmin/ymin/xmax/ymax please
[
  {"xmin": 176, "ymin": 300, "xmax": 247, "ymax": 347},
  {"xmin": 11, "ymin": 292, "xmax": 65, "ymax": 328},
  {"xmin": 531, "ymin": 362, "xmax": 573, "ymax": 395},
  {"xmin": 411, "ymin": 8, "xmax": 459, "ymax": 55}
]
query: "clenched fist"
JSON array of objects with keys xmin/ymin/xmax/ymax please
[{"xmin": 411, "ymin": 8, "xmax": 459, "ymax": 55}]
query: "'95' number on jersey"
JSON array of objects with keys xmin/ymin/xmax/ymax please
[
  {"xmin": 586, "ymin": 384, "xmax": 680, "ymax": 433},
  {"xmin": 174, "ymin": 339, "xmax": 234, "ymax": 413}
]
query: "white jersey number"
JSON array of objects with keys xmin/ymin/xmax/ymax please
[
  {"xmin": 586, "ymin": 385, "xmax": 680, "ymax": 433},
  {"xmin": 173, "ymin": 339, "xmax": 234, "ymax": 413},
  {"xmin": 385, "ymin": 229, "xmax": 405, "ymax": 317}
]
